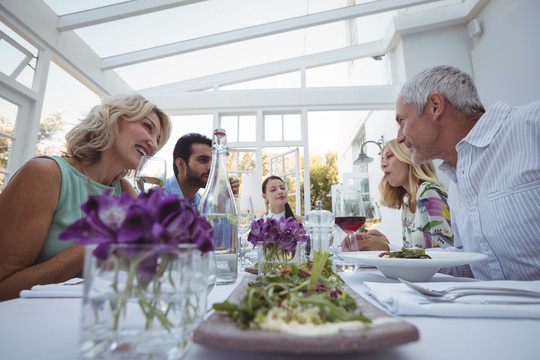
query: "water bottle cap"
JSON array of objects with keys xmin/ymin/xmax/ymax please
[{"xmin": 214, "ymin": 128, "xmax": 226, "ymax": 136}]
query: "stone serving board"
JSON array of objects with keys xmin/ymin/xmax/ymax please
[{"xmin": 193, "ymin": 275, "xmax": 419, "ymax": 354}]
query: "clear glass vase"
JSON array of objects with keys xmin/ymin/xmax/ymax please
[
  {"xmin": 257, "ymin": 243, "xmax": 304, "ymax": 275},
  {"xmin": 79, "ymin": 243, "xmax": 210, "ymax": 360}
]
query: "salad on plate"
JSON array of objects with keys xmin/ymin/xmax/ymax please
[
  {"xmin": 378, "ymin": 247, "xmax": 432, "ymax": 259},
  {"xmin": 213, "ymin": 250, "xmax": 371, "ymax": 335}
]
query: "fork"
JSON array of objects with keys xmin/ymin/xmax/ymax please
[
  {"xmin": 398, "ymin": 278, "xmax": 540, "ymax": 298},
  {"xmin": 424, "ymin": 291, "xmax": 540, "ymax": 303}
]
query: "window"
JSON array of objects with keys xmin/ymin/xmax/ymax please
[
  {"xmin": 221, "ymin": 114, "xmax": 256, "ymax": 142},
  {"xmin": 0, "ymin": 21, "xmax": 38, "ymax": 89},
  {"xmin": 38, "ymin": 62, "xmax": 101, "ymax": 157},
  {"xmin": 227, "ymin": 149, "xmax": 256, "ymax": 182},
  {"xmin": 221, "ymin": 114, "xmax": 258, "ymax": 185},
  {"xmin": 264, "ymin": 113, "xmax": 301, "ymax": 142},
  {"xmin": 0, "ymin": 97, "xmax": 19, "ymax": 190}
]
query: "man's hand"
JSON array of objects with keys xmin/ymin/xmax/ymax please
[
  {"xmin": 355, "ymin": 229, "xmax": 390, "ymax": 251},
  {"xmin": 229, "ymin": 177, "xmax": 240, "ymax": 195}
]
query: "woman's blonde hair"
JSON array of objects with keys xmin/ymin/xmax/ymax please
[
  {"xmin": 379, "ymin": 139, "xmax": 442, "ymax": 210},
  {"xmin": 64, "ymin": 94, "xmax": 171, "ymax": 165}
]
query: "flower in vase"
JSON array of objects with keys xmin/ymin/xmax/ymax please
[
  {"xmin": 60, "ymin": 187, "xmax": 214, "ymax": 332},
  {"xmin": 61, "ymin": 188, "xmax": 214, "ymax": 253},
  {"xmin": 247, "ymin": 217, "xmax": 308, "ymax": 273}
]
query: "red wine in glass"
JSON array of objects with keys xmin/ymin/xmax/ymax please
[{"xmin": 335, "ymin": 216, "xmax": 366, "ymax": 233}]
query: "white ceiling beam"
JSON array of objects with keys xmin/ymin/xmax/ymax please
[
  {"xmin": 392, "ymin": 0, "xmax": 488, "ymax": 35},
  {"xmin": 0, "ymin": 0, "xmax": 132, "ymax": 96},
  {"xmin": 102, "ymin": 0, "xmax": 438, "ymax": 70},
  {"xmin": 0, "ymin": 71, "xmax": 39, "ymax": 101},
  {"xmin": 140, "ymin": 0, "xmax": 482, "ymax": 95},
  {"xmin": 57, "ymin": 0, "xmax": 206, "ymax": 31},
  {"xmin": 139, "ymin": 40, "xmax": 386, "ymax": 94},
  {"xmin": 145, "ymin": 85, "xmax": 399, "ymax": 114}
]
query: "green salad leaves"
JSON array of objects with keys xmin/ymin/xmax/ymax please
[
  {"xmin": 213, "ymin": 250, "xmax": 371, "ymax": 330},
  {"xmin": 379, "ymin": 247, "xmax": 432, "ymax": 259}
]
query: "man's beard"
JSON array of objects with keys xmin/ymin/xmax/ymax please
[
  {"xmin": 409, "ymin": 142, "xmax": 433, "ymax": 165},
  {"xmin": 185, "ymin": 165, "xmax": 208, "ymax": 189}
]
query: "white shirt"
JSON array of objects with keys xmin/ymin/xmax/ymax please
[
  {"xmin": 266, "ymin": 211, "xmax": 285, "ymax": 220},
  {"xmin": 439, "ymin": 100, "xmax": 540, "ymax": 280}
]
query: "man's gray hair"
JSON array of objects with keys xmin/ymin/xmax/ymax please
[{"xmin": 400, "ymin": 65, "xmax": 485, "ymax": 115}]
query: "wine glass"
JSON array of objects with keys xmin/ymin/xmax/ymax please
[
  {"xmin": 363, "ymin": 200, "xmax": 382, "ymax": 230},
  {"xmin": 235, "ymin": 194, "xmax": 255, "ymax": 270},
  {"xmin": 333, "ymin": 186, "xmax": 366, "ymax": 252},
  {"xmin": 135, "ymin": 156, "xmax": 167, "ymax": 192}
]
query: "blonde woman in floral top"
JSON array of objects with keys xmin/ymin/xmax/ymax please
[
  {"xmin": 353, "ymin": 139, "xmax": 453, "ymax": 251},
  {"xmin": 380, "ymin": 139, "xmax": 453, "ymax": 249},
  {"xmin": 401, "ymin": 182, "xmax": 452, "ymax": 248}
]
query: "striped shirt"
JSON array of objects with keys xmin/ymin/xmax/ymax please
[{"xmin": 440, "ymin": 100, "xmax": 540, "ymax": 280}]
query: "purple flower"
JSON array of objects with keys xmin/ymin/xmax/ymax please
[
  {"xmin": 117, "ymin": 204, "xmax": 154, "ymax": 244},
  {"xmin": 247, "ymin": 216, "xmax": 308, "ymax": 255},
  {"xmin": 60, "ymin": 187, "xmax": 214, "ymax": 255}
]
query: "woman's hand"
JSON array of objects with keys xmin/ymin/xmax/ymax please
[{"xmin": 355, "ymin": 230, "xmax": 390, "ymax": 251}]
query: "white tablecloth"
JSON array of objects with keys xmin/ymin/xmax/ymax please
[{"xmin": 1, "ymin": 269, "xmax": 539, "ymax": 360}]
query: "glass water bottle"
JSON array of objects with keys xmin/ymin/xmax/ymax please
[
  {"xmin": 303, "ymin": 200, "xmax": 335, "ymax": 259},
  {"xmin": 198, "ymin": 129, "xmax": 239, "ymax": 284}
]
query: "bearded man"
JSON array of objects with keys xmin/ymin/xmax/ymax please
[{"xmin": 164, "ymin": 133, "xmax": 239, "ymax": 207}]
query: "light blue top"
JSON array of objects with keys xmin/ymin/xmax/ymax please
[
  {"xmin": 440, "ymin": 100, "xmax": 540, "ymax": 280},
  {"xmin": 34, "ymin": 156, "xmax": 122, "ymax": 265},
  {"xmin": 163, "ymin": 176, "xmax": 201, "ymax": 208}
]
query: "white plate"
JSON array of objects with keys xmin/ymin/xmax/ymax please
[{"xmin": 339, "ymin": 251, "xmax": 488, "ymax": 282}]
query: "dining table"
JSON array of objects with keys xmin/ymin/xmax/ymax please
[{"xmin": 1, "ymin": 266, "xmax": 539, "ymax": 360}]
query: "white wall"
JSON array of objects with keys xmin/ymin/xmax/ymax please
[
  {"xmin": 399, "ymin": 24, "xmax": 474, "ymax": 84},
  {"xmin": 471, "ymin": 0, "xmax": 540, "ymax": 107},
  {"xmin": 395, "ymin": 0, "xmax": 540, "ymax": 111}
]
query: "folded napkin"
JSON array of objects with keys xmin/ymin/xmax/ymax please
[
  {"xmin": 19, "ymin": 278, "xmax": 84, "ymax": 298},
  {"xmin": 363, "ymin": 280, "xmax": 540, "ymax": 319}
]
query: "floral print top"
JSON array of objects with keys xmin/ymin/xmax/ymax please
[{"xmin": 402, "ymin": 182, "xmax": 454, "ymax": 249}]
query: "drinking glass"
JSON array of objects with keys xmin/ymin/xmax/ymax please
[
  {"xmin": 207, "ymin": 251, "xmax": 217, "ymax": 294},
  {"xmin": 134, "ymin": 156, "xmax": 167, "ymax": 192},
  {"xmin": 333, "ymin": 186, "xmax": 366, "ymax": 252},
  {"xmin": 328, "ymin": 226, "xmax": 360, "ymax": 275},
  {"xmin": 235, "ymin": 194, "xmax": 255, "ymax": 270},
  {"xmin": 363, "ymin": 200, "xmax": 382, "ymax": 230}
]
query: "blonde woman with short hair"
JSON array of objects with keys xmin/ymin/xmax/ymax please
[{"xmin": 0, "ymin": 94, "xmax": 171, "ymax": 301}]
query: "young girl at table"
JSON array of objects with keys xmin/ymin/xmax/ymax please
[
  {"xmin": 0, "ymin": 94, "xmax": 171, "ymax": 301},
  {"xmin": 261, "ymin": 175, "xmax": 303, "ymax": 222},
  {"xmin": 354, "ymin": 139, "xmax": 454, "ymax": 251}
]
